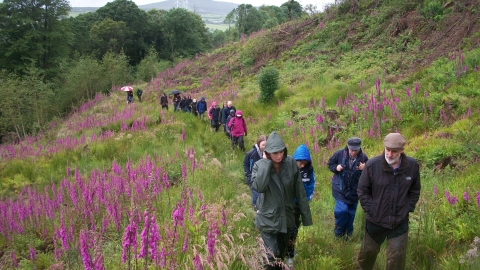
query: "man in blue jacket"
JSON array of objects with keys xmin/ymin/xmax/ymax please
[
  {"xmin": 196, "ymin": 97, "xmax": 207, "ymax": 120},
  {"xmin": 328, "ymin": 137, "xmax": 368, "ymax": 240}
]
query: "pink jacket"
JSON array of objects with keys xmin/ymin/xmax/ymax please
[{"xmin": 228, "ymin": 110, "xmax": 247, "ymax": 137}]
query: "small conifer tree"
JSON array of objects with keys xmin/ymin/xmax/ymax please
[{"xmin": 257, "ymin": 66, "xmax": 279, "ymax": 103}]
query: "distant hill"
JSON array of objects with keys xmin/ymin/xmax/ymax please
[{"xmin": 71, "ymin": 0, "xmax": 238, "ymax": 16}]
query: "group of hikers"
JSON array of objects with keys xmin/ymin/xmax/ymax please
[
  {"xmin": 243, "ymin": 132, "xmax": 420, "ymax": 270},
  {"xmin": 160, "ymin": 93, "xmax": 248, "ymax": 151},
  {"xmin": 127, "ymin": 89, "xmax": 421, "ymax": 270}
]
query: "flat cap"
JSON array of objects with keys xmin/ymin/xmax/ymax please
[
  {"xmin": 347, "ymin": 137, "xmax": 362, "ymax": 151},
  {"xmin": 384, "ymin": 133, "xmax": 406, "ymax": 149}
]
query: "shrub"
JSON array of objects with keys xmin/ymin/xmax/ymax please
[
  {"xmin": 257, "ymin": 66, "xmax": 279, "ymax": 103},
  {"xmin": 420, "ymin": 0, "xmax": 445, "ymax": 21}
]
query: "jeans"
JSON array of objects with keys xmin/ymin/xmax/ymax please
[{"xmin": 334, "ymin": 199, "xmax": 358, "ymax": 237}]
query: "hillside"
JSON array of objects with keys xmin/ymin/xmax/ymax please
[{"xmin": 1, "ymin": 1, "xmax": 480, "ymax": 269}]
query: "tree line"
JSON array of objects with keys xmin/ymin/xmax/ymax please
[{"xmin": 0, "ymin": 0, "xmax": 306, "ymax": 142}]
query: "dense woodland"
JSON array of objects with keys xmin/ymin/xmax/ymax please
[{"xmin": 0, "ymin": 0, "xmax": 304, "ymax": 142}]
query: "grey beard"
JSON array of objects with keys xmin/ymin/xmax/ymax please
[{"xmin": 385, "ymin": 153, "xmax": 400, "ymax": 165}]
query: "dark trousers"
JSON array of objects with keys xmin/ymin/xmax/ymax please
[
  {"xmin": 231, "ymin": 135, "xmax": 245, "ymax": 151},
  {"xmin": 161, "ymin": 104, "xmax": 168, "ymax": 110},
  {"xmin": 286, "ymin": 206, "xmax": 301, "ymax": 258},
  {"xmin": 211, "ymin": 120, "xmax": 220, "ymax": 131},
  {"xmin": 357, "ymin": 219, "xmax": 409, "ymax": 270},
  {"xmin": 261, "ymin": 231, "xmax": 289, "ymax": 269}
]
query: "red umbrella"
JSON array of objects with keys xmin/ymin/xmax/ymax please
[{"xmin": 121, "ymin": 86, "xmax": 133, "ymax": 92}]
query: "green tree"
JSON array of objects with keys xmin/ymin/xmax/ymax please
[
  {"xmin": 136, "ymin": 47, "xmax": 167, "ymax": 82},
  {"xmin": 0, "ymin": 0, "xmax": 72, "ymax": 81},
  {"xmin": 159, "ymin": 8, "xmax": 210, "ymax": 60},
  {"xmin": 281, "ymin": 0, "xmax": 304, "ymax": 20},
  {"xmin": 58, "ymin": 56, "xmax": 104, "ymax": 109},
  {"xmin": 146, "ymin": 9, "xmax": 167, "ymax": 57},
  {"xmin": 226, "ymin": 4, "xmax": 267, "ymax": 38},
  {"xmin": 257, "ymin": 66, "xmax": 279, "ymax": 103},
  {"xmin": 0, "ymin": 67, "xmax": 53, "ymax": 137},
  {"xmin": 68, "ymin": 12, "xmax": 100, "ymax": 56},
  {"xmin": 90, "ymin": 18, "xmax": 128, "ymax": 57},
  {"xmin": 101, "ymin": 51, "xmax": 132, "ymax": 92},
  {"xmin": 211, "ymin": 29, "xmax": 227, "ymax": 48},
  {"xmin": 95, "ymin": 0, "xmax": 150, "ymax": 65},
  {"xmin": 259, "ymin": 5, "xmax": 287, "ymax": 27}
]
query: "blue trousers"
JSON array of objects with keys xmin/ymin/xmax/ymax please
[{"xmin": 334, "ymin": 199, "xmax": 358, "ymax": 237}]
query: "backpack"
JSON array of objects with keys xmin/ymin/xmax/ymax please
[{"xmin": 339, "ymin": 149, "xmax": 365, "ymax": 190}]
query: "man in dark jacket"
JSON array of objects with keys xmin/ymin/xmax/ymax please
[
  {"xmin": 136, "ymin": 89, "xmax": 143, "ymax": 102},
  {"xmin": 251, "ymin": 132, "xmax": 313, "ymax": 269},
  {"xmin": 160, "ymin": 93, "xmax": 168, "ymax": 110},
  {"xmin": 356, "ymin": 133, "xmax": 421, "ymax": 270},
  {"xmin": 328, "ymin": 137, "xmax": 368, "ymax": 239},
  {"xmin": 243, "ymin": 135, "xmax": 267, "ymax": 208},
  {"xmin": 221, "ymin": 101, "xmax": 236, "ymax": 136},
  {"xmin": 208, "ymin": 102, "xmax": 221, "ymax": 131}
]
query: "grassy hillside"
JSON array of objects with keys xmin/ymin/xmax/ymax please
[{"xmin": 1, "ymin": 0, "xmax": 480, "ymax": 269}]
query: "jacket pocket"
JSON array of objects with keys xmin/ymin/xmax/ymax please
[{"xmin": 256, "ymin": 207, "xmax": 279, "ymax": 232}]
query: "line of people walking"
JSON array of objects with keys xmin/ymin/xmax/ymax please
[
  {"xmin": 244, "ymin": 132, "xmax": 420, "ymax": 269},
  {"xmin": 160, "ymin": 93, "xmax": 248, "ymax": 151}
]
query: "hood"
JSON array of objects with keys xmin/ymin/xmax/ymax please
[
  {"xmin": 292, "ymin": 144, "xmax": 312, "ymax": 162},
  {"xmin": 265, "ymin": 132, "xmax": 287, "ymax": 155},
  {"xmin": 236, "ymin": 110, "xmax": 243, "ymax": 117},
  {"xmin": 201, "ymin": 97, "xmax": 205, "ymax": 101}
]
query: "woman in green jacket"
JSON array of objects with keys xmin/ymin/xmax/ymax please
[{"xmin": 251, "ymin": 132, "xmax": 313, "ymax": 269}]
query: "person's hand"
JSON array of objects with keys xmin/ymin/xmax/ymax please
[
  {"xmin": 336, "ymin": 164, "xmax": 343, "ymax": 172},
  {"xmin": 244, "ymin": 132, "xmax": 247, "ymax": 136},
  {"xmin": 358, "ymin": 162, "xmax": 365, "ymax": 170}
]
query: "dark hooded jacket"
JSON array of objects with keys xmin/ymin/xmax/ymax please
[
  {"xmin": 196, "ymin": 98, "xmax": 207, "ymax": 114},
  {"xmin": 357, "ymin": 152, "xmax": 421, "ymax": 229},
  {"xmin": 243, "ymin": 144, "xmax": 262, "ymax": 185},
  {"xmin": 222, "ymin": 105, "xmax": 236, "ymax": 124},
  {"xmin": 251, "ymin": 132, "xmax": 313, "ymax": 234},
  {"xmin": 328, "ymin": 146, "xmax": 368, "ymax": 204}
]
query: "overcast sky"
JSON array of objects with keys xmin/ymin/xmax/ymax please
[{"xmin": 68, "ymin": 0, "xmax": 335, "ymax": 10}]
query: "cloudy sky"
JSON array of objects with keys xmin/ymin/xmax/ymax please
[{"xmin": 68, "ymin": 0, "xmax": 335, "ymax": 10}]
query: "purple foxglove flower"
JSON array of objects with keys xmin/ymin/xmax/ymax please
[
  {"xmin": 80, "ymin": 230, "xmax": 93, "ymax": 270},
  {"xmin": 194, "ymin": 254, "xmax": 203, "ymax": 269},
  {"xmin": 30, "ymin": 246, "xmax": 36, "ymax": 260},
  {"xmin": 10, "ymin": 251, "xmax": 18, "ymax": 267},
  {"xmin": 182, "ymin": 233, "xmax": 189, "ymax": 252},
  {"xmin": 463, "ymin": 192, "xmax": 470, "ymax": 202},
  {"xmin": 139, "ymin": 211, "xmax": 150, "ymax": 259}
]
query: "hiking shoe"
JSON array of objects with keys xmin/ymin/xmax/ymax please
[{"xmin": 286, "ymin": 257, "xmax": 294, "ymax": 268}]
